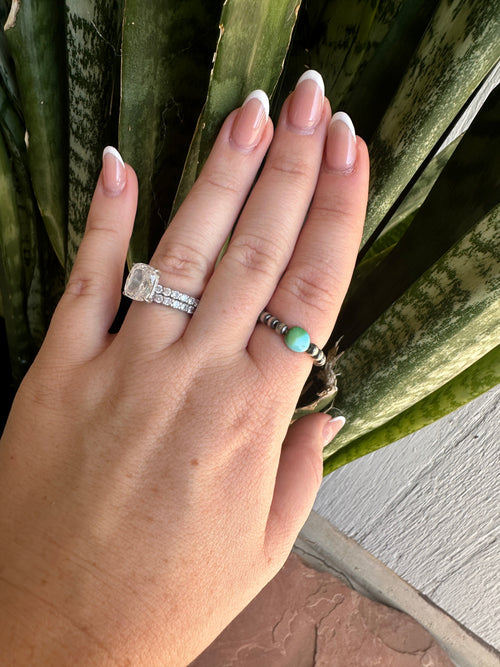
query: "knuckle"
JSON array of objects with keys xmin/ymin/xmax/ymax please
[
  {"xmin": 196, "ymin": 168, "xmax": 242, "ymax": 198},
  {"xmin": 65, "ymin": 267, "xmax": 110, "ymax": 298},
  {"xmin": 65, "ymin": 276, "xmax": 102, "ymax": 298},
  {"xmin": 279, "ymin": 262, "xmax": 337, "ymax": 314},
  {"xmin": 63, "ymin": 226, "xmax": 123, "ymax": 298},
  {"xmin": 155, "ymin": 240, "xmax": 211, "ymax": 284},
  {"xmin": 266, "ymin": 152, "xmax": 312, "ymax": 181},
  {"xmin": 228, "ymin": 232, "xmax": 283, "ymax": 279},
  {"xmin": 86, "ymin": 216, "xmax": 122, "ymax": 237},
  {"xmin": 312, "ymin": 196, "xmax": 361, "ymax": 231}
]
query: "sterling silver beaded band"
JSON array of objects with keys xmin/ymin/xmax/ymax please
[
  {"xmin": 123, "ymin": 263, "xmax": 199, "ymax": 315},
  {"xmin": 258, "ymin": 311, "xmax": 326, "ymax": 366}
]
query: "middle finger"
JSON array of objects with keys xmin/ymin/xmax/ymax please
[{"xmin": 188, "ymin": 71, "xmax": 331, "ymax": 352}]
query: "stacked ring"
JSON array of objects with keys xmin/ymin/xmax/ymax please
[
  {"xmin": 123, "ymin": 263, "xmax": 199, "ymax": 314},
  {"xmin": 258, "ymin": 311, "xmax": 326, "ymax": 366}
]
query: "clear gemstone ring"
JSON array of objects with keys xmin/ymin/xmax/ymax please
[{"xmin": 123, "ymin": 263, "xmax": 199, "ymax": 315}]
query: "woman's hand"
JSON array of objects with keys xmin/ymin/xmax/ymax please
[{"xmin": 0, "ymin": 72, "xmax": 368, "ymax": 666}]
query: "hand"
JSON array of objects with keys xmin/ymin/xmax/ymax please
[{"xmin": 0, "ymin": 72, "xmax": 368, "ymax": 665}]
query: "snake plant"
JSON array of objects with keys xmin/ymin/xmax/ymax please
[{"xmin": 0, "ymin": 0, "xmax": 499, "ymax": 471}]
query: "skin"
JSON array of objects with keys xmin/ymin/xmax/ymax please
[{"xmin": 0, "ymin": 78, "xmax": 369, "ymax": 665}]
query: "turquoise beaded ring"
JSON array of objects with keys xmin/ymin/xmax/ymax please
[{"xmin": 258, "ymin": 311, "xmax": 326, "ymax": 366}]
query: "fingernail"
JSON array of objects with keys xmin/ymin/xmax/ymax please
[
  {"xmin": 326, "ymin": 112, "xmax": 357, "ymax": 172},
  {"xmin": 323, "ymin": 416, "xmax": 346, "ymax": 448},
  {"xmin": 102, "ymin": 146, "xmax": 126, "ymax": 196},
  {"xmin": 230, "ymin": 89, "xmax": 269, "ymax": 151},
  {"xmin": 287, "ymin": 70, "xmax": 325, "ymax": 133}
]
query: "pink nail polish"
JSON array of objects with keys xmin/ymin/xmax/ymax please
[
  {"xmin": 230, "ymin": 90, "xmax": 269, "ymax": 152},
  {"xmin": 323, "ymin": 416, "xmax": 346, "ymax": 448},
  {"xmin": 287, "ymin": 70, "xmax": 325, "ymax": 133},
  {"xmin": 326, "ymin": 112, "xmax": 357, "ymax": 172},
  {"xmin": 102, "ymin": 146, "xmax": 126, "ymax": 196}
]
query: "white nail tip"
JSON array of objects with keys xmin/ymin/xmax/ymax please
[
  {"xmin": 329, "ymin": 415, "xmax": 346, "ymax": 427},
  {"xmin": 331, "ymin": 111, "xmax": 356, "ymax": 141},
  {"xmin": 243, "ymin": 89, "xmax": 270, "ymax": 119},
  {"xmin": 103, "ymin": 145, "xmax": 125, "ymax": 168},
  {"xmin": 296, "ymin": 69, "xmax": 325, "ymax": 96}
]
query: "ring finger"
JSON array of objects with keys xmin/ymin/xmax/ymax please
[{"xmin": 250, "ymin": 113, "xmax": 369, "ymax": 389}]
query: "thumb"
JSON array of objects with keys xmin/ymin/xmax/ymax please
[{"xmin": 265, "ymin": 413, "xmax": 345, "ymax": 560}]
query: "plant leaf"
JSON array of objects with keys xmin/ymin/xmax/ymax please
[
  {"xmin": 364, "ymin": 138, "xmax": 461, "ymax": 257},
  {"xmin": 0, "ymin": 10, "xmax": 21, "ymax": 114},
  {"xmin": 172, "ymin": 0, "xmax": 302, "ymax": 214},
  {"xmin": 323, "ymin": 205, "xmax": 500, "ymax": 456},
  {"xmin": 119, "ymin": 0, "xmax": 222, "ymax": 264},
  {"xmin": 65, "ymin": 0, "xmax": 124, "ymax": 275},
  {"xmin": 362, "ymin": 0, "xmax": 500, "ymax": 245},
  {"xmin": 323, "ymin": 345, "xmax": 500, "ymax": 473},
  {"xmin": 334, "ymin": 83, "xmax": 500, "ymax": 348},
  {"xmin": 0, "ymin": 80, "xmax": 38, "ymax": 296},
  {"xmin": 276, "ymin": 0, "xmax": 438, "ymax": 142},
  {"xmin": 4, "ymin": 0, "xmax": 68, "ymax": 267},
  {"xmin": 0, "ymin": 130, "xmax": 35, "ymax": 381}
]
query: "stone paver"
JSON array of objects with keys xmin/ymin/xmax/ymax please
[{"xmin": 192, "ymin": 554, "xmax": 453, "ymax": 666}]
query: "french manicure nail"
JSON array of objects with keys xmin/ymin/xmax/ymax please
[
  {"xmin": 323, "ymin": 416, "xmax": 346, "ymax": 448},
  {"xmin": 288, "ymin": 70, "xmax": 325, "ymax": 133},
  {"xmin": 102, "ymin": 146, "xmax": 126, "ymax": 196},
  {"xmin": 326, "ymin": 111, "xmax": 357, "ymax": 172},
  {"xmin": 230, "ymin": 89, "xmax": 269, "ymax": 151}
]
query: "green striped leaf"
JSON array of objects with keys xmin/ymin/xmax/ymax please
[
  {"xmin": 334, "ymin": 0, "xmax": 439, "ymax": 140},
  {"xmin": 0, "ymin": 76, "xmax": 24, "ymax": 155},
  {"xmin": 277, "ymin": 0, "xmax": 438, "ymax": 141},
  {"xmin": 363, "ymin": 138, "xmax": 460, "ymax": 260},
  {"xmin": 362, "ymin": 0, "xmax": 500, "ymax": 245},
  {"xmin": 0, "ymin": 77, "xmax": 62, "ymax": 358},
  {"xmin": 323, "ymin": 345, "xmax": 500, "ymax": 473},
  {"xmin": 308, "ymin": 0, "xmax": 403, "ymax": 110},
  {"xmin": 120, "ymin": 0, "xmax": 222, "ymax": 264},
  {"xmin": 0, "ymin": 81, "xmax": 38, "ymax": 298},
  {"xmin": 4, "ymin": 0, "xmax": 68, "ymax": 267},
  {"xmin": 334, "ymin": 84, "xmax": 500, "ymax": 348},
  {"xmin": 0, "ymin": 131, "xmax": 35, "ymax": 381},
  {"xmin": 172, "ymin": 0, "xmax": 302, "ymax": 214},
  {"xmin": 323, "ymin": 205, "xmax": 500, "ymax": 456},
  {"xmin": 0, "ymin": 10, "xmax": 21, "ymax": 114},
  {"xmin": 65, "ymin": 0, "xmax": 124, "ymax": 275}
]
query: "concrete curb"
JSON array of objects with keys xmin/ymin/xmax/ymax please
[{"xmin": 295, "ymin": 511, "xmax": 500, "ymax": 667}]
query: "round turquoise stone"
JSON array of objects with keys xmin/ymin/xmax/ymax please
[{"xmin": 284, "ymin": 326, "xmax": 310, "ymax": 353}]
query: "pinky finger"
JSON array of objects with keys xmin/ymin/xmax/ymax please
[
  {"xmin": 46, "ymin": 148, "xmax": 138, "ymax": 363},
  {"xmin": 265, "ymin": 413, "xmax": 345, "ymax": 563}
]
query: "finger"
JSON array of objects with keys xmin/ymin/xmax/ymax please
[
  {"xmin": 265, "ymin": 413, "xmax": 345, "ymax": 559},
  {"xmin": 46, "ymin": 148, "xmax": 138, "ymax": 363},
  {"xmin": 120, "ymin": 91, "xmax": 273, "ymax": 351},
  {"xmin": 187, "ymin": 71, "xmax": 331, "ymax": 354},
  {"xmin": 250, "ymin": 113, "xmax": 369, "ymax": 385}
]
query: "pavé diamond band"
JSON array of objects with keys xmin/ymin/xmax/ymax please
[
  {"xmin": 123, "ymin": 263, "xmax": 199, "ymax": 315},
  {"xmin": 258, "ymin": 311, "xmax": 326, "ymax": 366}
]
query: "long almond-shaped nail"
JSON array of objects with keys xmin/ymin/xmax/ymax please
[
  {"xmin": 230, "ymin": 90, "xmax": 269, "ymax": 151},
  {"xmin": 326, "ymin": 111, "xmax": 357, "ymax": 172},
  {"xmin": 288, "ymin": 70, "xmax": 324, "ymax": 133},
  {"xmin": 102, "ymin": 146, "xmax": 126, "ymax": 196},
  {"xmin": 323, "ymin": 416, "xmax": 346, "ymax": 448}
]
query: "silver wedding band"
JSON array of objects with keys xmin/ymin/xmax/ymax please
[{"xmin": 123, "ymin": 263, "xmax": 199, "ymax": 315}]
